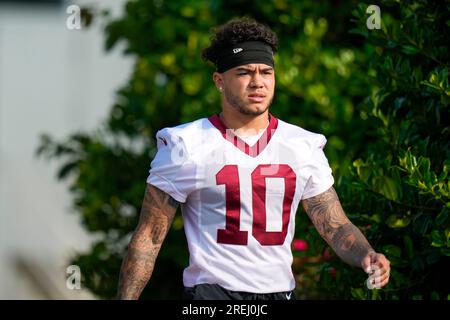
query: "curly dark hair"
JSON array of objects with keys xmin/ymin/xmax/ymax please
[{"xmin": 202, "ymin": 17, "xmax": 278, "ymax": 66}]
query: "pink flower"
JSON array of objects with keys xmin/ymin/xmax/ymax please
[{"xmin": 292, "ymin": 239, "xmax": 309, "ymax": 251}]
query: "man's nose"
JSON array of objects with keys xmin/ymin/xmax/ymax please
[{"xmin": 250, "ymin": 74, "xmax": 264, "ymax": 88}]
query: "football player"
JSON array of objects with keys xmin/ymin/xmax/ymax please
[{"xmin": 117, "ymin": 17, "xmax": 390, "ymax": 300}]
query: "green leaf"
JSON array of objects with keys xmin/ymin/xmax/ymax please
[
  {"xmin": 403, "ymin": 235, "xmax": 414, "ymax": 259},
  {"xmin": 431, "ymin": 230, "xmax": 444, "ymax": 247},
  {"xmin": 353, "ymin": 159, "xmax": 371, "ymax": 182},
  {"xmin": 57, "ymin": 161, "xmax": 80, "ymax": 180},
  {"xmin": 373, "ymin": 175, "xmax": 400, "ymax": 201},
  {"xmin": 413, "ymin": 214, "xmax": 431, "ymax": 236},
  {"xmin": 421, "ymin": 80, "xmax": 442, "ymax": 92},
  {"xmin": 401, "ymin": 44, "xmax": 420, "ymax": 55},
  {"xmin": 367, "ymin": 288, "xmax": 381, "ymax": 300},
  {"xmin": 383, "ymin": 244, "xmax": 402, "ymax": 258},
  {"xmin": 386, "ymin": 214, "xmax": 410, "ymax": 228},
  {"xmin": 444, "ymin": 160, "xmax": 450, "ymax": 175},
  {"xmin": 350, "ymin": 287, "xmax": 366, "ymax": 300}
]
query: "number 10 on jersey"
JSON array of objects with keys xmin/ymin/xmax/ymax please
[{"xmin": 216, "ymin": 164, "xmax": 296, "ymax": 246}]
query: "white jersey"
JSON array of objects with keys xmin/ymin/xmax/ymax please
[{"xmin": 147, "ymin": 114, "xmax": 334, "ymax": 293}]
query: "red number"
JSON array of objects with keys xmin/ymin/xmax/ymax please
[
  {"xmin": 216, "ymin": 165, "xmax": 248, "ymax": 245},
  {"xmin": 216, "ymin": 164, "xmax": 296, "ymax": 246},
  {"xmin": 252, "ymin": 164, "xmax": 296, "ymax": 245}
]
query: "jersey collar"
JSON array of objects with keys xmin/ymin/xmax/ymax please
[{"xmin": 208, "ymin": 113, "xmax": 278, "ymax": 157}]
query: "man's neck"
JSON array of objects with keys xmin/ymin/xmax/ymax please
[{"xmin": 220, "ymin": 108, "xmax": 270, "ymax": 135}]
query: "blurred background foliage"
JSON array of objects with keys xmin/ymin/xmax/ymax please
[{"xmin": 37, "ymin": 0, "xmax": 449, "ymax": 299}]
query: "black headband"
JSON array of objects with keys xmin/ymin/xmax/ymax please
[{"xmin": 215, "ymin": 41, "xmax": 274, "ymax": 73}]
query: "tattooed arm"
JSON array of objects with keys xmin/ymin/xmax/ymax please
[
  {"xmin": 302, "ymin": 187, "xmax": 390, "ymax": 287},
  {"xmin": 116, "ymin": 184, "xmax": 179, "ymax": 299},
  {"xmin": 302, "ymin": 187, "xmax": 373, "ymax": 266}
]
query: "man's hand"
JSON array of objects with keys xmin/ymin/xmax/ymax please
[{"xmin": 362, "ymin": 251, "xmax": 391, "ymax": 289}]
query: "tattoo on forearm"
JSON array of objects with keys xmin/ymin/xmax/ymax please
[
  {"xmin": 116, "ymin": 185, "xmax": 179, "ymax": 299},
  {"xmin": 302, "ymin": 187, "xmax": 373, "ymax": 267},
  {"xmin": 330, "ymin": 223, "xmax": 374, "ymax": 266},
  {"xmin": 117, "ymin": 246, "xmax": 158, "ymax": 300}
]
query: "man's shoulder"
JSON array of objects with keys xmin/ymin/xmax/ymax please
[
  {"xmin": 277, "ymin": 118, "xmax": 327, "ymax": 149},
  {"xmin": 158, "ymin": 117, "xmax": 207, "ymax": 136},
  {"xmin": 156, "ymin": 117, "xmax": 216, "ymax": 155}
]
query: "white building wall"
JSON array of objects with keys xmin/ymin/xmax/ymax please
[{"xmin": 0, "ymin": 0, "xmax": 133, "ymax": 299}]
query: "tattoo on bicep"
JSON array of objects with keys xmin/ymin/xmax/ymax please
[
  {"xmin": 168, "ymin": 196, "xmax": 180, "ymax": 209},
  {"xmin": 116, "ymin": 185, "xmax": 180, "ymax": 299},
  {"xmin": 139, "ymin": 185, "xmax": 179, "ymax": 244}
]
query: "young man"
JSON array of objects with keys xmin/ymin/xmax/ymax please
[{"xmin": 117, "ymin": 18, "xmax": 390, "ymax": 300}]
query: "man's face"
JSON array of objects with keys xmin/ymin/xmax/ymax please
[{"xmin": 215, "ymin": 63, "xmax": 275, "ymax": 116}]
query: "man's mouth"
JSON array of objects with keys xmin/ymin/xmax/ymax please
[{"xmin": 248, "ymin": 93, "xmax": 266, "ymax": 103}]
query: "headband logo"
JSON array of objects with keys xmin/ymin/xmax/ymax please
[{"xmin": 233, "ymin": 48, "xmax": 243, "ymax": 54}]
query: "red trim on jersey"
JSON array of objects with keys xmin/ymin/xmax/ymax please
[{"xmin": 208, "ymin": 113, "xmax": 278, "ymax": 157}]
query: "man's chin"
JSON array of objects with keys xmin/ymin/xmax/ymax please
[{"xmin": 239, "ymin": 104, "xmax": 268, "ymax": 116}]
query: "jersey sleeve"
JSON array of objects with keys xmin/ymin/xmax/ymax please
[
  {"xmin": 301, "ymin": 134, "xmax": 335, "ymax": 200},
  {"xmin": 146, "ymin": 128, "xmax": 196, "ymax": 203}
]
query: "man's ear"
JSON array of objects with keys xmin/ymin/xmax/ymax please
[{"xmin": 213, "ymin": 72, "xmax": 223, "ymax": 90}]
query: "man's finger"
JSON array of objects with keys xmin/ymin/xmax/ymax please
[
  {"xmin": 373, "ymin": 272, "xmax": 389, "ymax": 285},
  {"xmin": 379, "ymin": 276, "xmax": 389, "ymax": 288},
  {"xmin": 361, "ymin": 251, "xmax": 377, "ymax": 273}
]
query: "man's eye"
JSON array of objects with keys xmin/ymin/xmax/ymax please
[{"xmin": 237, "ymin": 73, "xmax": 248, "ymax": 75}]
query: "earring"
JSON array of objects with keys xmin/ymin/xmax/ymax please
[{"xmin": 219, "ymin": 87, "xmax": 223, "ymax": 92}]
